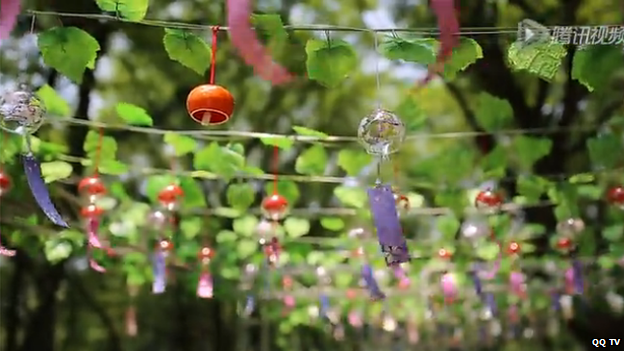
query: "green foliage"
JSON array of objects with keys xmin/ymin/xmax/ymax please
[
  {"xmin": 226, "ymin": 183, "xmax": 255, "ymax": 211},
  {"xmin": 586, "ymin": 134, "xmax": 622, "ymax": 169},
  {"xmin": 251, "ymin": 14, "xmax": 289, "ymax": 51},
  {"xmin": 260, "ymin": 136, "xmax": 294, "ymax": 150},
  {"xmin": 95, "ymin": 0, "xmax": 149, "ymax": 21},
  {"xmin": 36, "ymin": 85, "xmax": 71, "ymax": 117},
  {"xmin": 40, "ymin": 161, "xmax": 73, "ymax": 183},
  {"xmin": 264, "ymin": 181, "xmax": 300, "ymax": 204},
  {"xmin": 333, "ymin": 186, "xmax": 367, "ymax": 208},
  {"xmin": 291, "ymin": 126, "xmax": 328, "ymax": 139},
  {"xmin": 436, "ymin": 213, "xmax": 460, "ymax": 240},
  {"xmin": 474, "ymin": 93, "xmax": 514, "ymax": 131},
  {"xmin": 320, "ymin": 217, "xmax": 344, "ymax": 230},
  {"xmin": 380, "ymin": 37, "xmax": 436, "ymax": 64},
  {"xmin": 115, "ymin": 102, "xmax": 153, "ymax": 126},
  {"xmin": 37, "ymin": 27, "xmax": 100, "ymax": 83},
  {"xmin": 295, "ymin": 144, "xmax": 327, "ymax": 175},
  {"xmin": 284, "ymin": 217, "xmax": 311, "ymax": 238},
  {"xmin": 512, "ymin": 136, "xmax": 552, "ymax": 170},
  {"xmin": 572, "ymin": 45, "xmax": 623, "ymax": 91},
  {"xmin": 163, "ymin": 132, "xmax": 197, "ymax": 156},
  {"xmin": 337, "ymin": 149, "xmax": 371, "ymax": 176},
  {"xmin": 193, "ymin": 142, "xmax": 245, "ymax": 180},
  {"xmin": 507, "ymin": 41, "xmax": 566, "ymax": 81},
  {"xmin": 82, "ymin": 130, "xmax": 128, "ymax": 175},
  {"xmin": 305, "ymin": 38, "xmax": 358, "ymax": 87},
  {"xmin": 163, "ymin": 29, "xmax": 212, "ymax": 75},
  {"xmin": 442, "ymin": 38, "xmax": 483, "ymax": 80}
]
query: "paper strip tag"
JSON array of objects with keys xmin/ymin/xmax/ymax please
[{"xmin": 367, "ymin": 184, "xmax": 410, "ymax": 265}]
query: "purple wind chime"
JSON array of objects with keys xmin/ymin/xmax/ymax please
[
  {"xmin": 0, "ymin": 86, "xmax": 69, "ymax": 229},
  {"xmin": 553, "ymin": 217, "xmax": 586, "ymax": 320}
]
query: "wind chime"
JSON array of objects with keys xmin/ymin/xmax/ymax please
[
  {"xmin": 78, "ymin": 174, "xmax": 110, "ymax": 271},
  {"xmin": 186, "ymin": 27, "xmax": 234, "ymax": 126},
  {"xmin": 358, "ymin": 34, "xmax": 409, "ymax": 267},
  {"xmin": 554, "ymin": 217, "xmax": 585, "ymax": 320},
  {"xmin": 196, "ymin": 243, "xmax": 215, "ymax": 298},
  {"xmin": 150, "ymin": 183, "xmax": 184, "ymax": 294},
  {"xmin": 0, "ymin": 84, "xmax": 68, "ymax": 228}
]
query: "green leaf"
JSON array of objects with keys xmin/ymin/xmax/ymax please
[
  {"xmin": 98, "ymin": 159, "xmax": 128, "ymax": 175},
  {"xmin": 144, "ymin": 174, "xmax": 176, "ymax": 203},
  {"xmin": 226, "ymin": 183, "xmax": 255, "ymax": 211},
  {"xmin": 568, "ymin": 173, "xmax": 595, "ymax": 184},
  {"xmin": 284, "ymin": 217, "xmax": 310, "ymax": 238},
  {"xmin": 395, "ymin": 97, "xmax": 428, "ymax": 132},
  {"xmin": 216, "ymin": 230, "xmax": 237, "ymax": 243},
  {"xmin": 291, "ymin": 126, "xmax": 328, "ymax": 139},
  {"xmin": 337, "ymin": 149, "xmax": 372, "ymax": 176},
  {"xmin": 602, "ymin": 225, "xmax": 623, "ymax": 242},
  {"xmin": 163, "ymin": 28, "xmax": 211, "ymax": 75},
  {"xmin": 474, "ymin": 93, "xmax": 513, "ymax": 132},
  {"xmin": 436, "ymin": 214, "xmax": 460, "ymax": 240},
  {"xmin": 36, "ymin": 85, "xmax": 70, "ymax": 117},
  {"xmin": 263, "ymin": 181, "xmax": 300, "ymax": 205},
  {"xmin": 260, "ymin": 136, "xmax": 294, "ymax": 150},
  {"xmin": 379, "ymin": 37, "xmax": 436, "ymax": 64},
  {"xmin": 305, "ymin": 39, "xmax": 358, "ymax": 88},
  {"xmin": 507, "ymin": 41, "xmax": 566, "ymax": 81},
  {"xmin": 83, "ymin": 130, "xmax": 117, "ymax": 161},
  {"xmin": 516, "ymin": 175, "xmax": 550, "ymax": 201},
  {"xmin": 37, "ymin": 27, "xmax": 100, "ymax": 83},
  {"xmin": 180, "ymin": 217, "xmax": 202, "ymax": 239},
  {"xmin": 250, "ymin": 14, "xmax": 288, "ymax": 51},
  {"xmin": 194, "ymin": 142, "xmax": 245, "ymax": 180},
  {"xmin": 333, "ymin": 186, "xmax": 367, "ymax": 208},
  {"xmin": 320, "ymin": 217, "xmax": 344, "ymax": 231},
  {"xmin": 179, "ymin": 177, "xmax": 206, "ymax": 208},
  {"xmin": 295, "ymin": 144, "xmax": 327, "ymax": 175},
  {"xmin": 163, "ymin": 132, "xmax": 197, "ymax": 156},
  {"xmin": 512, "ymin": 136, "xmax": 552, "ymax": 170},
  {"xmin": 572, "ymin": 45, "xmax": 623, "ymax": 91},
  {"xmin": 237, "ymin": 240, "xmax": 258, "ymax": 259},
  {"xmin": 233, "ymin": 215, "xmax": 259, "ymax": 237},
  {"xmin": 475, "ymin": 242, "xmax": 500, "ymax": 260},
  {"xmin": 443, "ymin": 38, "xmax": 483, "ymax": 80},
  {"xmin": 44, "ymin": 240, "xmax": 73, "ymax": 263},
  {"xmin": 586, "ymin": 134, "xmax": 622, "ymax": 169},
  {"xmin": 95, "ymin": 0, "xmax": 149, "ymax": 21},
  {"xmin": 480, "ymin": 145, "xmax": 508, "ymax": 178},
  {"xmin": 40, "ymin": 161, "xmax": 73, "ymax": 183},
  {"xmin": 115, "ymin": 102, "xmax": 153, "ymax": 126}
]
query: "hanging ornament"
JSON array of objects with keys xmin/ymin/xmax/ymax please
[
  {"xmin": 186, "ymin": 27, "xmax": 235, "ymax": 125},
  {"xmin": 357, "ymin": 109, "xmax": 405, "ymax": 156},
  {"xmin": 263, "ymin": 237, "xmax": 281, "ymax": 266},
  {"xmin": 474, "ymin": 189, "xmax": 504, "ymax": 213},
  {"xmin": 556, "ymin": 218, "xmax": 584, "ymax": 238},
  {"xmin": 0, "ymin": 170, "xmax": 15, "ymax": 257},
  {"xmin": 152, "ymin": 238, "xmax": 173, "ymax": 294},
  {"xmin": 255, "ymin": 219, "xmax": 273, "ymax": 245},
  {"xmin": 460, "ymin": 216, "xmax": 490, "ymax": 243},
  {"xmin": 316, "ymin": 266, "xmax": 332, "ymax": 320},
  {"xmin": 80, "ymin": 204, "xmax": 106, "ymax": 272},
  {"xmin": 260, "ymin": 193, "xmax": 289, "ymax": 221},
  {"xmin": 158, "ymin": 184, "xmax": 184, "ymax": 211},
  {"xmin": 606, "ymin": 185, "xmax": 624, "ymax": 208},
  {"xmin": 367, "ymin": 184, "xmax": 410, "ymax": 266},
  {"xmin": 78, "ymin": 176, "xmax": 106, "ymax": 203},
  {"xmin": 435, "ymin": 249, "xmax": 456, "ymax": 303},
  {"xmin": 0, "ymin": 85, "xmax": 67, "ymax": 227},
  {"xmin": 242, "ymin": 264, "xmax": 257, "ymax": 316},
  {"xmin": 506, "ymin": 241, "xmax": 527, "ymax": 298},
  {"xmin": 393, "ymin": 264, "xmax": 411, "ymax": 289},
  {"xmin": 197, "ymin": 245, "xmax": 215, "ymax": 298},
  {"xmin": 361, "ymin": 263, "xmax": 385, "ymax": 300},
  {"xmin": 281, "ymin": 274, "xmax": 295, "ymax": 314}
]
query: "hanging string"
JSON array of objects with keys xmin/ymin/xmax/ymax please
[
  {"xmin": 209, "ymin": 26, "xmax": 219, "ymax": 84},
  {"xmin": 272, "ymin": 145, "xmax": 279, "ymax": 194},
  {"xmin": 372, "ymin": 31, "xmax": 381, "ymax": 109},
  {"xmin": 93, "ymin": 127, "xmax": 104, "ymax": 175}
]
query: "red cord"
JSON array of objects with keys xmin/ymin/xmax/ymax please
[
  {"xmin": 272, "ymin": 145, "xmax": 279, "ymax": 194},
  {"xmin": 93, "ymin": 127, "xmax": 104, "ymax": 176},
  {"xmin": 209, "ymin": 26, "xmax": 219, "ymax": 84}
]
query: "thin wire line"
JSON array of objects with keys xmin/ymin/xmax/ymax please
[
  {"xmin": 44, "ymin": 116, "xmax": 606, "ymax": 142},
  {"xmin": 24, "ymin": 10, "xmax": 526, "ymax": 34},
  {"xmin": 372, "ymin": 32, "xmax": 381, "ymax": 109}
]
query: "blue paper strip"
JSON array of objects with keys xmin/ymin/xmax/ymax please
[{"xmin": 367, "ymin": 185, "xmax": 410, "ymax": 265}]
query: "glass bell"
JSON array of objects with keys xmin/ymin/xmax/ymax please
[
  {"xmin": 0, "ymin": 86, "xmax": 46, "ymax": 135},
  {"xmin": 357, "ymin": 109, "xmax": 405, "ymax": 156}
]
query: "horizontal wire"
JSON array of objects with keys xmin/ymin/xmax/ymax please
[
  {"xmin": 25, "ymin": 10, "xmax": 521, "ymax": 35},
  {"xmin": 43, "ymin": 116, "xmax": 604, "ymax": 142}
]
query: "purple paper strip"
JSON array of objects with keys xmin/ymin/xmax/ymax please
[
  {"xmin": 572, "ymin": 259, "xmax": 583, "ymax": 294},
  {"xmin": 361, "ymin": 264, "xmax": 385, "ymax": 300},
  {"xmin": 152, "ymin": 251, "xmax": 166, "ymax": 294},
  {"xmin": 23, "ymin": 154, "xmax": 68, "ymax": 227},
  {"xmin": 367, "ymin": 185, "xmax": 410, "ymax": 265}
]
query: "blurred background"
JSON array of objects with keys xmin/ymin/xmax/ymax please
[{"xmin": 1, "ymin": 0, "xmax": 624, "ymax": 350}]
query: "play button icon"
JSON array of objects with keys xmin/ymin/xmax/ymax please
[{"xmin": 517, "ymin": 19, "xmax": 550, "ymax": 45}]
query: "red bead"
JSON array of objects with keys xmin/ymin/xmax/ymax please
[
  {"xmin": 507, "ymin": 241, "xmax": 521, "ymax": 254},
  {"xmin": 157, "ymin": 239, "xmax": 174, "ymax": 251},
  {"xmin": 0, "ymin": 171, "xmax": 11, "ymax": 194},
  {"xmin": 557, "ymin": 237, "xmax": 573, "ymax": 250},
  {"xmin": 78, "ymin": 176, "xmax": 106, "ymax": 196},
  {"xmin": 282, "ymin": 276, "xmax": 293, "ymax": 288},
  {"xmin": 346, "ymin": 288, "xmax": 357, "ymax": 299},
  {"xmin": 475, "ymin": 189, "xmax": 503, "ymax": 210},
  {"xmin": 80, "ymin": 204, "xmax": 104, "ymax": 218},
  {"xmin": 606, "ymin": 185, "xmax": 624, "ymax": 205},
  {"xmin": 198, "ymin": 247, "xmax": 214, "ymax": 260},
  {"xmin": 438, "ymin": 248, "xmax": 452, "ymax": 259},
  {"xmin": 261, "ymin": 194, "xmax": 289, "ymax": 220},
  {"xmin": 158, "ymin": 184, "xmax": 184, "ymax": 204}
]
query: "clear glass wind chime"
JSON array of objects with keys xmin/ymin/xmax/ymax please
[
  {"xmin": 357, "ymin": 31, "xmax": 409, "ymax": 266},
  {"xmin": 0, "ymin": 18, "xmax": 68, "ymax": 229}
]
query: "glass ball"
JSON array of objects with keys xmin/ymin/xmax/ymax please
[
  {"xmin": 348, "ymin": 227, "xmax": 367, "ymax": 238},
  {"xmin": 0, "ymin": 87, "xmax": 46, "ymax": 135},
  {"xmin": 146, "ymin": 209, "xmax": 168, "ymax": 230},
  {"xmin": 556, "ymin": 218, "xmax": 584, "ymax": 237},
  {"xmin": 256, "ymin": 219, "xmax": 274, "ymax": 244},
  {"xmin": 261, "ymin": 194, "xmax": 289, "ymax": 221},
  {"xmin": 357, "ymin": 109, "xmax": 405, "ymax": 156},
  {"xmin": 460, "ymin": 217, "xmax": 490, "ymax": 242}
]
